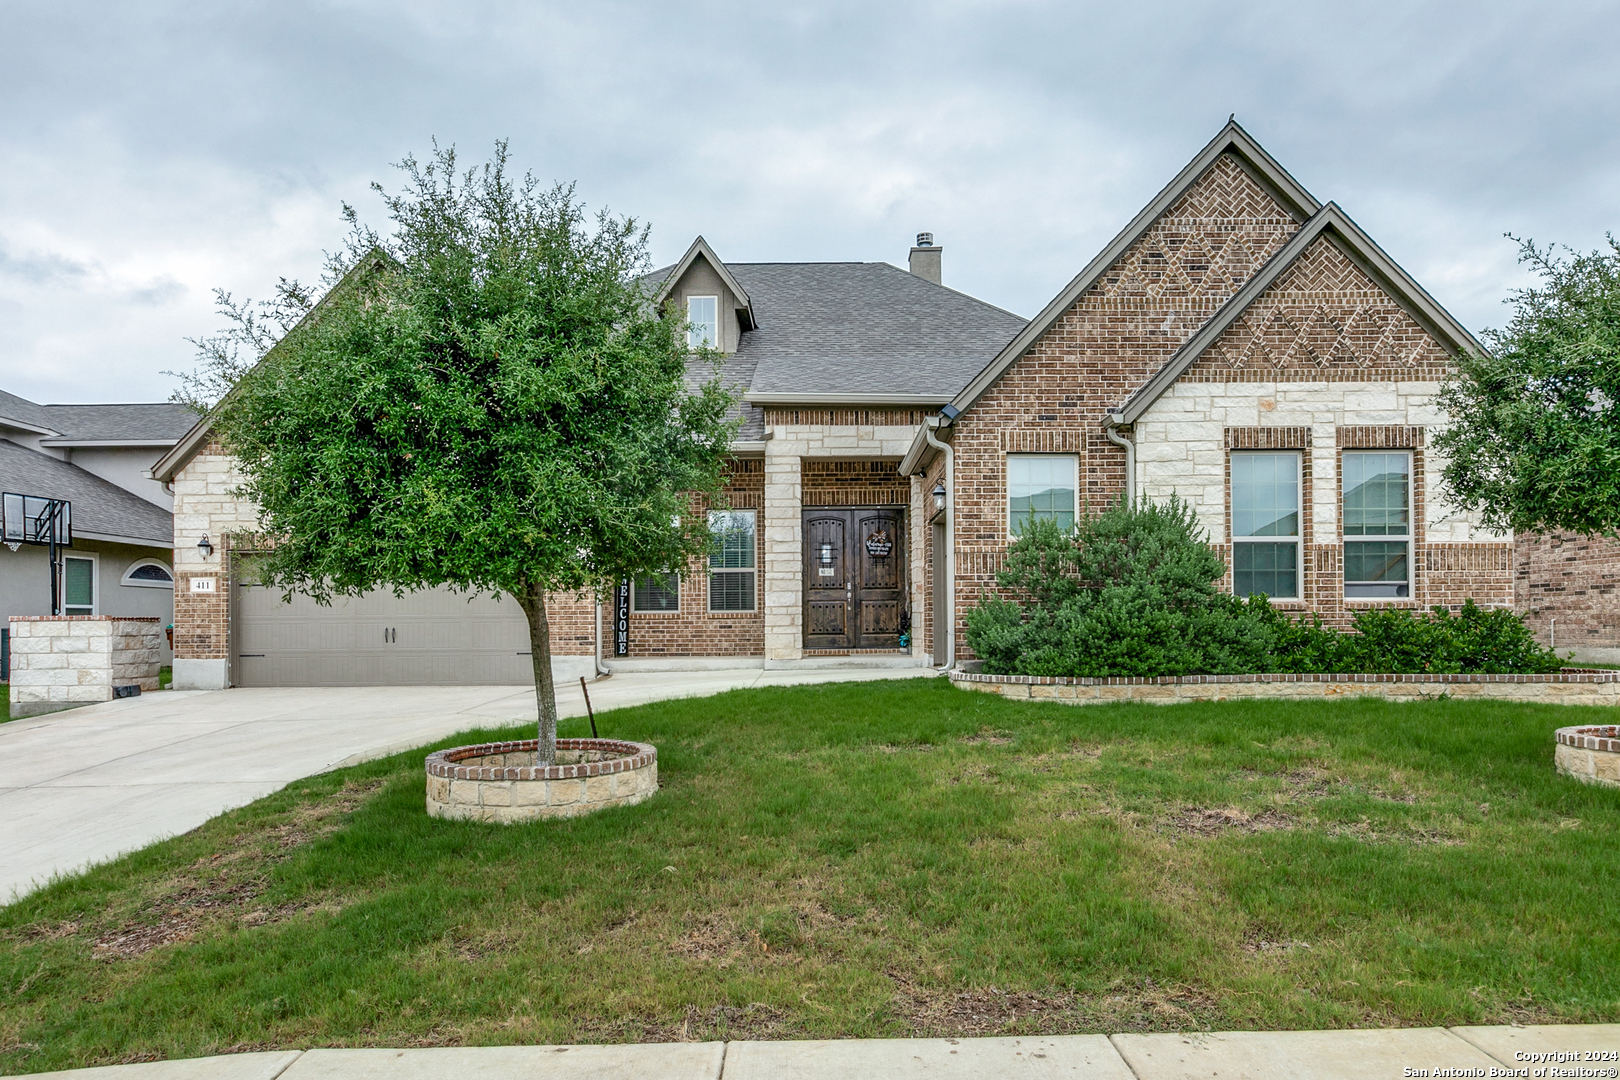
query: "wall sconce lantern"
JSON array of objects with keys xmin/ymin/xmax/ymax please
[
  {"xmin": 932, "ymin": 482, "xmax": 947, "ymax": 512},
  {"xmin": 197, "ymin": 534, "xmax": 214, "ymax": 559}
]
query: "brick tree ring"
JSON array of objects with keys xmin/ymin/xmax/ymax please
[
  {"xmin": 1555, "ymin": 725, "xmax": 1620, "ymax": 790},
  {"xmin": 424, "ymin": 738, "xmax": 658, "ymax": 822}
]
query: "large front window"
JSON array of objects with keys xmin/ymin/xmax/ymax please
[
  {"xmin": 708, "ymin": 509, "xmax": 756, "ymax": 612},
  {"xmin": 1007, "ymin": 454, "xmax": 1077, "ymax": 536},
  {"xmin": 687, "ymin": 295, "xmax": 718, "ymax": 350},
  {"xmin": 1231, "ymin": 451, "xmax": 1300, "ymax": 599},
  {"xmin": 1343, "ymin": 451, "xmax": 1411, "ymax": 598}
]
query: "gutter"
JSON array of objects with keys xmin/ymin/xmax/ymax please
[
  {"xmin": 1103, "ymin": 413, "xmax": 1135, "ymax": 505},
  {"xmin": 922, "ymin": 407, "xmax": 958, "ymax": 670}
]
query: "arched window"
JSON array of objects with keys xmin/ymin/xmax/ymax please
[{"xmin": 121, "ymin": 558, "xmax": 175, "ymax": 589}]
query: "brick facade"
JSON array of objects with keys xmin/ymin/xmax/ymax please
[
  {"xmin": 617, "ymin": 459, "xmax": 766, "ymax": 658},
  {"xmin": 1516, "ymin": 532, "xmax": 1620, "ymax": 655}
]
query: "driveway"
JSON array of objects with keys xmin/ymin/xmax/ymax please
[{"xmin": 0, "ymin": 666, "xmax": 937, "ymax": 902}]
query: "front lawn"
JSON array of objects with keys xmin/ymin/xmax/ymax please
[{"xmin": 2, "ymin": 680, "xmax": 1617, "ymax": 1072}]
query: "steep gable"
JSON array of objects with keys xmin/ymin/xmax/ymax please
[{"xmin": 1114, "ymin": 203, "xmax": 1481, "ymax": 422}]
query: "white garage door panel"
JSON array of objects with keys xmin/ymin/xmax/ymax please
[{"xmin": 235, "ymin": 582, "xmax": 533, "ymax": 686}]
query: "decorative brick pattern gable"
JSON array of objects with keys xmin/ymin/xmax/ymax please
[{"xmin": 1188, "ymin": 238, "xmax": 1452, "ymax": 383}]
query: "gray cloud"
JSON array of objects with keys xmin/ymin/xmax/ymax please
[{"xmin": 1, "ymin": 0, "xmax": 1616, "ymax": 402}]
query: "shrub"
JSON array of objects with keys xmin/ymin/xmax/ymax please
[
  {"xmin": 963, "ymin": 499, "xmax": 1564, "ymax": 678},
  {"xmin": 964, "ymin": 498, "xmax": 1276, "ymax": 678}
]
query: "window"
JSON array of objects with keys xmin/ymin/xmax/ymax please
[
  {"xmin": 1231, "ymin": 452, "xmax": 1300, "ymax": 599},
  {"xmin": 63, "ymin": 554, "xmax": 96, "ymax": 615},
  {"xmin": 1007, "ymin": 455, "xmax": 1077, "ymax": 536},
  {"xmin": 687, "ymin": 295, "xmax": 718, "ymax": 350},
  {"xmin": 708, "ymin": 510, "xmax": 756, "ymax": 612},
  {"xmin": 1343, "ymin": 451, "xmax": 1411, "ymax": 598},
  {"xmin": 120, "ymin": 559, "xmax": 174, "ymax": 589},
  {"xmin": 633, "ymin": 573, "xmax": 679, "ymax": 613}
]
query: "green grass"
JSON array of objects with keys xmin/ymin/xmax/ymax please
[
  {"xmin": 0, "ymin": 684, "xmax": 9, "ymax": 724},
  {"xmin": 2, "ymin": 681, "xmax": 1618, "ymax": 1072}
]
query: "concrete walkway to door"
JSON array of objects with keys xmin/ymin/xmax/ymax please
[{"xmin": 0, "ymin": 665, "xmax": 939, "ymax": 903}]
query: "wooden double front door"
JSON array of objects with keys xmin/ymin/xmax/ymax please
[{"xmin": 803, "ymin": 507, "xmax": 906, "ymax": 649}]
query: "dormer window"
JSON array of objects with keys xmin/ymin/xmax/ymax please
[{"xmin": 687, "ymin": 295, "xmax": 718, "ymax": 350}]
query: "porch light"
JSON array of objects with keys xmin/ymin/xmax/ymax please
[
  {"xmin": 819, "ymin": 542, "xmax": 834, "ymax": 566},
  {"xmin": 932, "ymin": 482, "xmax": 947, "ymax": 512},
  {"xmin": 197, "ymin": 534, "xmax": 214, "ymax": 559}
]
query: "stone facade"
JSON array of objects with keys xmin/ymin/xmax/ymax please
[{"xmin": 7, "ymin": 615, "xmax": 162, "ymax": 717}]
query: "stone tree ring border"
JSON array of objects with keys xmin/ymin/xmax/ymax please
[{"xmin": 425, "ymin": 737, "xmax": 658, "ymax": 822}]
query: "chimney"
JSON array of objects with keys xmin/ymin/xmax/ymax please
[{"xmin": 908, "ymin": 232, "xmax": 941, "ymax": 285}]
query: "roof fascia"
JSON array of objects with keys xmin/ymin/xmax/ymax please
[
  {"xmin": 149, "ymin": 248, "xmax": 397, "ymax": 484},
  {"xmin": 947, "ymin": 121, "xmax": 1323, "ymax": 417},
  {"xmin": 744, "ymin": 392, "xmax": 949, "ymax": 407},
  {"xmin": 75, "ymin": 531, "xmax": 174, "ymax": 549},
  {"xmin": 0, "ymin": 415, "xmax": 60, "ymax": 437},
  {"xmin": 652, "ymin": 236, "xmax": 757, "ymax": 330},
  {"xmin": 42, "ymin": 438, "xmax": 180, "ymax": 448},
  {"xmin": 1115, "ymin": 203, "xmax": 1483, "ymax": 424}
]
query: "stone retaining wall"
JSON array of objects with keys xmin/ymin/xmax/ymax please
[
  {"xmin": 425, "ymin": 737, "xmax": 657, "ymax": 823},
  {"xmin": 951, "ymin": 669, "xmax": 1620, "ymax": 707},
  {"xmin": 7, "ymin": 616, "xmax": 164, "ymax": 718}
]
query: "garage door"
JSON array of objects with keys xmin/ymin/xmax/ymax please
[{"xmin": 233, "ymin": 580, "xmax": 534, "ymax": 686}]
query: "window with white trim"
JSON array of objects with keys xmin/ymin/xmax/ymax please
[
  {"xmin": 687, "ymin": 295, "xmax": 718, "ymax": 350},
  {"xmin": 63, "ymin": 554, "xmax": 97, "ymax": 615},
  {"xmin": 120, "ymin": 559, "xmax": 174, "ymax": 588},
  {"xmin": 632, "ymin": 573, "xmax": 680, "ymax": 613},
  {"xmin": 1007, "ymin": 454, "xmax": 1077, "ymax": 536},
  {"xmin": 1231, "ymin": 451, "xmax": 1301, "ymax": 599},
  {"xmin": 708, "ymin": 510, "xmax": 756, "ymax": 612},
  {"xmin": 1343, "ymin": 451, "xmax": 1411, "ymax": 598}
]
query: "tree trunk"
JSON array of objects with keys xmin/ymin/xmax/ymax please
[{"xmin": 516, "ymin": 580, "xmax": 559, "ymax": 763}]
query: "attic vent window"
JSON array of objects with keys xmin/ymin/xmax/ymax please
[{"xmin": 687, "ymin": 295, "xmax": 718, "ymax": 350}]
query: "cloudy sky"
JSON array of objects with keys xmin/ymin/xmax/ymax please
[{"xmin": 3, "ymin": 0, "xmax": 1617, "ymax": 404}]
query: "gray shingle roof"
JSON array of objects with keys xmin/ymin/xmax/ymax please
[
  {"xmin": 0, "ymin": 439, "xmax": 172, "ymax": 544},
  {"xmin": 0, "ymin": 390, "xmax": 54, "ymax": 431},
  {"xmin": 38, "ymin": 402, "xmax": 197, "ymax": 443},
  {"xmin": 727, "ymin": 263, "xmax": 1027, "ymax": 399},
  {"xmin": 0, "ymin": 390, "xmax": 195, "ymax": 443}
]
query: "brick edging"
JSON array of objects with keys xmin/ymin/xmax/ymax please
[
  {"xmin": 8, "ymin": 616, "xmax": 163, "ymax": 622},
  {"xmin": 424, "ymin": 738, "xmax": 656, "ymax": 782},
  {"xmin": 1556, "ymin": 726, "xmax": 1620, "ymax": 753},
  {"xmin": 950, "ymin": 669, "xmax": 1620, "ymax": 688}
]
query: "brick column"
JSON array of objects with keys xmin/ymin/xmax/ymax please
[{"xmin": 763, "ymin": 446, "xmax": 803, "ymax": 662}]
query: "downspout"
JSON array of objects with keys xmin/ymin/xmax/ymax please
[
  {"xmin": 1104, "ymin": 412, "xmax": 1135, "ymax": 505},
  {"xmin": 923, "ymin": 410, "xmax": 957, "ymax": 670},
  {"xmin": 594, "ymin": 599, "xmax": 605, "ymax": 676}
]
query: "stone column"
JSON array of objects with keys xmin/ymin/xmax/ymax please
[{"xmin": 763, "ymin": 443, "xmax": 803, "ymax": 663}]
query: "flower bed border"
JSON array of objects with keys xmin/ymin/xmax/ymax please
[
  {"xmin": 1555, "ymin": 725, "xmax": 1620, "ymax": 789},
  {"xmin": 950, "ymin": 668, "xmax": 1620, "ymax": 707}
]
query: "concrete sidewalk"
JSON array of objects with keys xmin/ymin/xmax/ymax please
[
  {"xmin": 22, "ymin": 1024, "xmax": 1620, "ymax": 1079},
  {"xmin": 0, "ymin": 665, "xmax": 938, "ymax": 902}
]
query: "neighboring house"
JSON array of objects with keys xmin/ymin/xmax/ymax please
[
  {"xmin": 0, "ymin": 391, "xmax": 196, "ymax": 674},
  {"xmin": 154, "ymin": 122, "xmax": 1619, "ymax": 690}
]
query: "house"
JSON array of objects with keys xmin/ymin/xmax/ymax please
[
  {"xmin": 0, "ymin": 391, "xmax": 196, "ymax": 674},
  {"xmin": 153, "ymin": 122, "xmax": 1620, "ymax": 689}
]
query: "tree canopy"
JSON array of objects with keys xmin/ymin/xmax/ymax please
[
  {"xmin": 212, "ymin": 143, "xmax": 738, "ymax": 758},
  {"xmin": 1435, "ymin": 235, "xmax": 1620, "ymax": 537}
]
